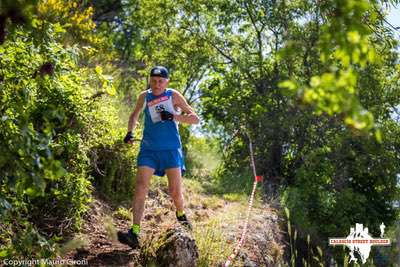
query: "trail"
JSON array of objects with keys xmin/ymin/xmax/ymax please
[{"xmin": 62, "ymin": 184, "xmax": 285, "ymax": 266}]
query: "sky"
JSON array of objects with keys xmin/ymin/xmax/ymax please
[
  {"xmin": 387, "ymin": 5, "xmax": 400, "ymax": 124},
  {"xmin": 387, "ymin": 4, "xmax": 400, "ymax": 40}
]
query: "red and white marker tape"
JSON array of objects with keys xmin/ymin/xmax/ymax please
[{"xmin": 224, "ymin": 132, "xmax": 262, "ymax": 267}]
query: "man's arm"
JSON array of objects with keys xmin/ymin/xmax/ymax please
[
  {"xmin": 127, "ymin": 91, "xmax": 146, "ymax": 132},
  {"xmin": 172, "ymin": 90, "xmax": 200, "ymax": 125}
]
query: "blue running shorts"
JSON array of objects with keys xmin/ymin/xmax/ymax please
[{"xmin": 137, "ymin": 148, "xmax": 186, "ymax": 177}]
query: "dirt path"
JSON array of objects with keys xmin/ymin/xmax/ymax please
[
  {"xmin": 63, "ymin": 196, "xmax": 140, "ymax": 266},
  {"xmin": 63, "ymin": 186, "xmax": 285, "ymax": 266}
]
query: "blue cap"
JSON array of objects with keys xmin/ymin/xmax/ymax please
[{"xmin": 150, "ymin": 66, "xmax": 169, "ymax": 78}]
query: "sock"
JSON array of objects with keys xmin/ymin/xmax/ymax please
[
  {"xmin": 131, "ymin": 224, "xmax": 140, "ymax": 235},
  {"xmin": 176, "ymin": 210, "xmax": 185, "ymax": 217}
]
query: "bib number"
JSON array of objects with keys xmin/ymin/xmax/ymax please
[{"xmin": 148, "ymin": 97, "xmax": 174, "ymax": 123}]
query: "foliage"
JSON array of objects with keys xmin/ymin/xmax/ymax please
[
  {"xmin": 35, "ymin": 0, "xmax": 99, "ymax": 45},
  {"xmin": 0, "ymin": 27, "xmax": 85, "ymax": 257},
  {"xmin": 90, "ymin": 140, "xmax": 138, "ymax": 204},
  {"xmin": 195, "ymin": 0, "xmax": 400, "ymax": 263},
  {"xmin": 193, "ymin": 220, "xmax": 238, "ymax": 267},
  {"xmin": 184, "ymin": 135, "xmax": 221, "ymax": 179},
  {"xmin": 0, "ymin": 0, "xmax": 121, "ymax": 258}
]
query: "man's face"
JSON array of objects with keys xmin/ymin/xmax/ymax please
[{"xmin": 150, "ymin": 76, "xmax": 169, "ymax": 91}]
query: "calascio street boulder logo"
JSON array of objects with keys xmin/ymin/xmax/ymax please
[{"xmin": 329, "ymin": 223, "xmax": 391, "ymax": 264}]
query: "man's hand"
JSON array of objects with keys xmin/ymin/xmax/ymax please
[
  {"xmin": 124, "ymin": 131, "xmax": 134, "ymax": 143},
  {"xmin": 160, "ymin": 110, "xmax": 174, "ymax": 121}
]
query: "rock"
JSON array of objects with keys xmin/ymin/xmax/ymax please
[
  {"xmin": 154, "ymin": 227, "xmax": 198, "ymax": 267},
  {"xmin": 238, "ymin": 251, "xmax": 257, "ymax": 267}
]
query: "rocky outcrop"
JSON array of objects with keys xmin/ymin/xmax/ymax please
[{"xmin": 153, "ymin": 227, "xmax": 199, "ymax": 267}]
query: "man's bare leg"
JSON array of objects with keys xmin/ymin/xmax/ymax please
[
  {"xmin": 118, "ymin": 166, "xmax": 154, "ymax": 248},
  {"xmin": 132, "ymin": 166, "xmax": 154, "ymax": 225},
  {"xmin": 165, "ymin": 167, "xmax": 184, "ymax": 211},
  {"xmin": 166, "ymin": 167, "xmax": 192, "ymax": 229}
]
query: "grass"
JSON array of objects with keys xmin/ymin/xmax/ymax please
[
  {"xmin": 193, "ymin": 218, "xmax": 246, "ymax": 267},
  {"xmin": 222, "ymin": 192, "xmax": 249, "ymax": 203},
  {"xmin": 194, "ymin": 220, "xmax": 231, "ymax": 266},
  {"xmin": 149, "ymin": 175, "xmax": 169, "ymax": 191},
  {"xmin": 59, "ymin": 234, "xmax": 89, "ymax": 256},
  {"xmin": 113, "ymin": 206, "xmax": 132, "ymax": 221}
]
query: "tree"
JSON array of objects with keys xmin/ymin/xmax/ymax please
[{"xmin": 197, "ymin": 0, "xmax": 399, "ymax": 263}]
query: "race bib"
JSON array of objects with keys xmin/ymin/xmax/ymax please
[{"xmin": 147, "ymin": 95, "xmax": 175, "ymax": 123}]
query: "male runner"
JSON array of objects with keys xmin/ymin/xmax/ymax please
[{"xmin": 117, "ymin": 66, "xmax": 200, "ymax": 249}]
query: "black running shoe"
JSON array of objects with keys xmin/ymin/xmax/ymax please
[
  {"xmin": 176, "ymin": 213, "xmax": 193, "ymax": 230},
  {"xmin": 117, "ymin": 229, "xmax": 140, "ymax": 249}
]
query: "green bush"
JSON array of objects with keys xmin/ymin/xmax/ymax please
[
  {"xmin": 0, "ymin": 22, "xmax": 116, "ymax": 257},
  {"xmin": 90, "ymin": 140, "xmax": 138, "ymax": 203},
  {"xmin": 184, "ymin": 135, "xmax": 221, "ymax": 179},
  {"xmin": 281, "ymin": 129, "xmax": 400, "ymax": 263}
]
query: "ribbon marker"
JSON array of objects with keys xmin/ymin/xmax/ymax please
[{"xmin": 224, "ymin": 132, "xmax": 261, "ymax": 267}]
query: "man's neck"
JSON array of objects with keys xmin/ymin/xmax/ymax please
[{"xmin": 151, "ymin": 88, "xmax": 166, "ymax": 96}]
